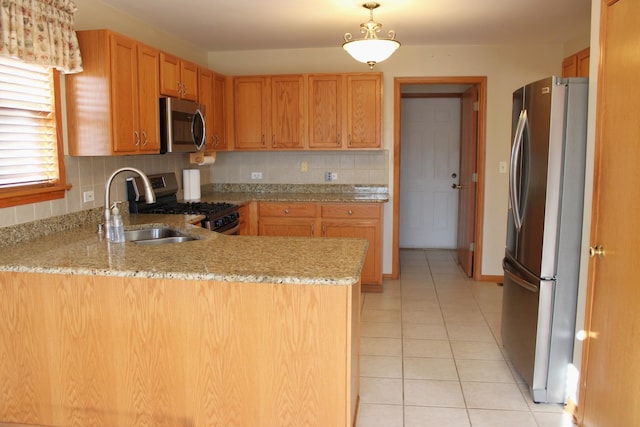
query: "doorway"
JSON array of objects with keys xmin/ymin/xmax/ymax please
[{"xmin": 392, "ymin": 76, "xmax": 487, "ymax": 280}]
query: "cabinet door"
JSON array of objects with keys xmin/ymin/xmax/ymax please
[
  {"xmin": 198, "ymin": 67, "xmax": 216, "ymax": 152},
  {"xmin": 211, "ymin": 73, "xmax": 228, "ymax": 150},
  {"xmin": 137, "ymin": 44, "xmax": 160, "ymax": 152},
  {"xmin": 308, "ymin": 74, "xmax": 342, "ymax": 149},
  {"xmin": 271, "ymin": 75, "xmax": 305, "ymax": 149},
  {"xmin": 110, "ymin": 33, "xmax": 139, "ymax": 153},
  {"xmin": 159, "ymin": 52, "xmax": 181, "ymax": 98},
  {"xmin": 345, "ymin": 74, "xmax": 382, "ymax": 149},
  {"xmin": 322, "ymin": 220, "xmax": 382, "ymax": 288},
  {"xmin": 259, "ymin": 218, "xmax": 316, "ymax": 237},
  {"xmin": 234, "ymin": 77, "xmax": 270, "ymax": 149},
  {"xmin": 180, "ymin": 60, "xmax": 198, "ymax": 101}
]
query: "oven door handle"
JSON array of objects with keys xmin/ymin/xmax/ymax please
[{"xmin": 218, "ymin": 223, "xmax": 240, "ymax": 235}]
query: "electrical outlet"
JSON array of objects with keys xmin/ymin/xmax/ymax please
[
  {"xmin": 325, "ymin": 172, "xmax": 338, "ymax": 182},
  {"xmin": 499, "ymin": 161, "xmax": 507, "ymax": 174},
  {"xmin": 83, "ymin": 190, "xmax": 95, "ymax": 203},
  {"xmin": 251, "ymin": 172, "xmax": 263, "ymax": 180},
  {"xmin": 330, "ymin": 172, "xmax": 338, "ymax": 181}
]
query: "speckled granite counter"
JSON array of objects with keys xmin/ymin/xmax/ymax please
[
  {"xmin": 197, "ymin": 183, "xmax": 389, "ymax": 204},
  {"xmin": 0, "ymin": 213, "xmax": 367, "ymax": 285}
]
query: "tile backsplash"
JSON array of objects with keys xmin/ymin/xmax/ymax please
[{"xmin": 0, "ymin": 150, "xmax": 388, "ymax": 227}]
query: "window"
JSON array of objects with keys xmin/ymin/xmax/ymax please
[{"xmin": 0, "ymin": 56, "xmax": 66, "ymax": 208}]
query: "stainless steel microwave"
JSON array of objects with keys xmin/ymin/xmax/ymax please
[{"xmin": 159, "ymin": 97, "xmax": 206, "ymax": 153}]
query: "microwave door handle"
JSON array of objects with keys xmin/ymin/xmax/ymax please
[
  {"xmin": 509, "ymin": 109, "xmax": 527, "ymax": 230},
  {"xmin": 192, "ymin": 109, "xmax": 206, "ymax": 151}
]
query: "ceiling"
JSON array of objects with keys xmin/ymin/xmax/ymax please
[{"xmin": 94, "ymin": 0, "xmax": 592, "ymax": 52}]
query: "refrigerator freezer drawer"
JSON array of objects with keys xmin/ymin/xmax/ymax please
[{"xmin": 501, "ymin": 258, "xmax": 555, "ymax": 402}]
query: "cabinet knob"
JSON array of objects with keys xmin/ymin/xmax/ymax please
[
  {"xmin": 348, "ymin": 210, "xmax": 353, "ymax": 215},
  {"xmin": 284, "ymin": 208, "xmax": 289, "ymax": 214}
]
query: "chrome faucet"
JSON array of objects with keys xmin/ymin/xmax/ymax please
[{"xmin": 104, "ymin": 167, "xmax": 156, "ymax": 239}]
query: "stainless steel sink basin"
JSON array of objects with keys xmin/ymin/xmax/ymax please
[{"xmin": 124, "ymin": 227, "xmax": 196, "ymax": 245}]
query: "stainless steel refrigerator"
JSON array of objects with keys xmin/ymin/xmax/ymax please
[{"xmin": 502, "ymin": 76, "xmax": 588, "ymax": 404}]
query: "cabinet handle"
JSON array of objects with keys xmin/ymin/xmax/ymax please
[
  {"xmin": 142, "ymin": 131, "xmax": 148, "ymax": 146},
  {"xmin": 337, "ymin": 133, "xmax": 341, "ymax": 145},
  {"xmin": 311, "ymin": 224, "xmax": 315, "ymax": 236},
  {"xmin": 177, "ymin": 81, "xmax": 182, "ymax": 95},
  {"xmin": 182, "ymin": 83, "xmax": 187, "ymax": 96},
  {"xmin": 134, "ymin": 130, "xmax": 140, "ymax": 146},
  {"xmin": 261, "ymin": 134, "xmax": 266, "ymax": 146},
  {"xmin": 322, "ymin": 224, "xmax": 326, "ymax": 236},
  {"xmin": 348, "ymin": 210, "xmax": 353, "ymax": 215},
  {"xmin": 348, "ymin": 134, "xmax": 352, "ymax": 147},
  {"xmin": 284, "ymin": 208, "xmax": 289, "ymax": 214},
  {"xmin": 213, "ymin": 134, "xmax": 219, "ymax": 147},
  {"xmin": 272, "ymin": 134, "xmax": 276, "ymax": 147}
]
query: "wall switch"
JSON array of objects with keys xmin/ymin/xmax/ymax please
[
  {"xmin": 251, "ymin": 172, "xmax": 262, "ymax": 180},
  {"xmin": 499, "ymin": 161, "xmax": 508, "ymax": 174},
  {"xmin": 330, "ymin": 172, "xmax": 338, "ymax": 181},
  {"xmin": 325, "ymin": 172, "xmax": 338, "ymax": 182},
  {"xmin": 83, "ymin": 190, "xmax": 95, "ymax": 203}
]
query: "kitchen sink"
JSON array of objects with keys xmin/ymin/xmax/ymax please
[{"xmin": 124, "ymin": 227, "xmax": 197, "ymax": 245}]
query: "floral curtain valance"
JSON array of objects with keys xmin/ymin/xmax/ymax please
[{"xmin": 0, "ymin": 0, "xmax": 82, "ymax": 73}]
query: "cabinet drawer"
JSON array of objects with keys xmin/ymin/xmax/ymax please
[
  {"xmin": 258, "ymin": 202, "xmax": 318, "ymax": 218},
  {"xmin": 321, "ymin": 204, "xmax": 380, "ymax": 219}
]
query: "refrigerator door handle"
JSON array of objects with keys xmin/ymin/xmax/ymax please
[
  {"xmin": 504, "ymin": 262, "xmax": 539, "ymax": 293},
  {"xmin": 509, "ymin": 109, "xmax": 527, "ymax": 230}
]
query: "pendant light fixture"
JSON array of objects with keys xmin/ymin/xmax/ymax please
[{"xmin": 342, "ymin": 2, "xmax": 400, "ymax": 69}]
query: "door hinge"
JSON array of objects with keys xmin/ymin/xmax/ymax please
[
  {"xmin": 472, "ymin": 172, "xmax": 478, "ymax": 183},
  {"xmin": 470, "ymin": 242, "xmax": 475, "ymax": 252},
  {"xmin": 473, "ymin": 101, "xmax": 479, "ymax": 111}
]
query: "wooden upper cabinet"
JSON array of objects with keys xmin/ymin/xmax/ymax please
[
  {"xmin": 199, "ymin": 68, "xmax": 229, "ymax": 152},
  {"xmin": 308, "ymin": 74, "xmax": 343, "ymax": 149},
  {"xmin": 160, "ymin": 52, "xmax": 198, "ymax": 101},
  {"xmin": 562, "ymin": 47, "xmax": 590, "ymax": 78},
  {"xmin": 211, "ymin": 73, "xmax": 228, "ymax": 150},
  {"xmin": 233, "ymin": 75, "xmax": 305, "ymax": 150},
  {"xmin": 234, "ymin": 76, "xmax": 271, "ymax": 149},
  {"xmin": 346, "ymin": 73, "xmax": 382, "ymax": 149},
  {"xmin": 270, "ymin": 75, "xmax": 305, "ymax": 149},
  {"xmin": 65, "ymin": 30, "xmax": 160, "ymax": 155}
]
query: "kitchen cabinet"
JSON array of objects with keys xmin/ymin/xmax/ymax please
[
  {"xmin": 159, "ymin": 52, "xmax": 198, "ymax": 101},
  {"xmin": 233, "ymin": 75, "xmax": 305, "ymax": 150},
  {"xmin": 257, "ymin": 201, "xmax": 383, "ymax": 291},
  {"xmin": 345, "ymin": 73, "xmax": 382, "ymax": 149},
  {"xmin": 238, "ymin": 201, "xmax": 257, "ymax": 235},
  {"xmin": 562, "ymin": 47, "xmax": 590, "ymax": 78},
  {"xmin": 308, "ymin": 73, "xmax": 382, "ymax": 150},
  {"xmin": 308, "ymin": 74, "xmax": 343, "ymax": 149},
  {"xmin": 198, "ymin": 68, "xmax": 228, "ymax": 152},
  {"xmin": 66, "ymin": 30, "xmax": 161, "ymax": 155},
  {"xmin": 321, "ymin": 203, "xmax": 383, "ymax": 291},
  {"xmin": 258, "ymin": 202, "xmax": 318, "ymax": 237}
]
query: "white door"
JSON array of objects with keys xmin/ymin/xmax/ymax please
[{"xmin": 400, "ymin": 97, "xmax": 461, "ymax": 248}]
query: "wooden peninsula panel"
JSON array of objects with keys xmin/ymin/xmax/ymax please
[{"xmin": 0, "ymin": 271, "xmax": 360, "ymax": 427}]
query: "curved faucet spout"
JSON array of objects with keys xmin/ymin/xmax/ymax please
[{"xmin": 104, "ymin": 167, "xmax": 156, "ymax": 240}]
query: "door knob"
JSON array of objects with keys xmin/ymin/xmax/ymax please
[
  {"xmin": 452, "ymin": 183, "xmax": 463, "ymax": 189},
  {"xmin": 589, "ymin": 245, "xmax": 606, "ymax": 259}
]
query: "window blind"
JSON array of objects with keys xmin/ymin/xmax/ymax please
[{"xmin": 0, "ymin": 56, "xmax": 59, "ymax": 188}]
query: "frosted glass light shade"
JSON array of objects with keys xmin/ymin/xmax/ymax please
[{"xmin": 343, "ymin": 38, "xmax": 400, "ymax": 67}]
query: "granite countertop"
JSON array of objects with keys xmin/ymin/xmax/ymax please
[{"xmin": 0, "ymin": 213, "xmax": 367, "ymax": 286}]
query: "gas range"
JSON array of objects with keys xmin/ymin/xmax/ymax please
[{"xmin": 126, "ymin": 172, "xmax": 240, "ymax": 234}]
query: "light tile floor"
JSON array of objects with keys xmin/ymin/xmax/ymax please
[{"xmin": 357, "ymin": 249, "xmax": 578, "ymax": 427}]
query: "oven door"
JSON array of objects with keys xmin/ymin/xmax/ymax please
[{"xmin": 160, "ymin": 97, "xmax": 206, "ymax": 153}]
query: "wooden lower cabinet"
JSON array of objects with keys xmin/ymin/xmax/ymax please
[
  {"xmin": 0, "ymin": 271, "xmax": 360, "ymax": 427},
  {"xmin": 258, "ymin": 202, "xmax": 383, "ymax": 291}
]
